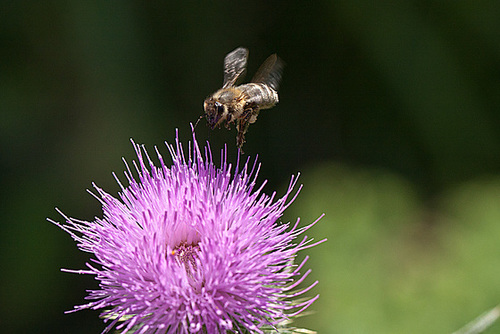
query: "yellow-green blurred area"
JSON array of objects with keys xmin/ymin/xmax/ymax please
[
  {"xmin": 1, "ymin": 1, "xmax": 500, "ymax": 333},
  {"xmin": 288, "ymin": 165, "xmax": 500, "ymax": 333}
]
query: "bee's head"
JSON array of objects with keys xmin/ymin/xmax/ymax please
[{"xmin": 203, "ymin": 97, "xmax": 227, "ymax": 129}]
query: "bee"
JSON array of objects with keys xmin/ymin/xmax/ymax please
[{"xmin": 202, "ymin": 47, "xmax": 284, "ymax": 149}]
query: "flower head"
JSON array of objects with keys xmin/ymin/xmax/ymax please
[{"xmin": 50, "ymin": 131, "xmax": 323, "ymax": 333}]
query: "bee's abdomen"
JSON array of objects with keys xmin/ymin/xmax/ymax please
[{"xmin": 238, "ymin": 83, "xmax": 279, "ymax": 110}]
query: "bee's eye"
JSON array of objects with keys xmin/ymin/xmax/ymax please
[{"xmin": 215, "ymin": 102, "xmax": 224, "ymax": 114}]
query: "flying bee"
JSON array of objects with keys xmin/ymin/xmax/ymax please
[{"xmin": 202, "ymin": 47, "xmax": 284, "ymax": 149}]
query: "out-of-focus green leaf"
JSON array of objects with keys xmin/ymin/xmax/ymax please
[{"xmin": 290, "ymin": 163, "xmax": 500, "ymax": 333}]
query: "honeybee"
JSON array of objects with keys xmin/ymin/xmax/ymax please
[{"xmin": 202, "ymin": 47, "xmax": 284, "ymax": 148}]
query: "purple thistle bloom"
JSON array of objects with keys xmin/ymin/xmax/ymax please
[{"xmin": 50, "ymin": 131, "xmax": 324, "ymax": 334}]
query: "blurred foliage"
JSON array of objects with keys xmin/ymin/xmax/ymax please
[
  {"xmin": 1, "ymin": 1, "xmax": 500, "ymax": 333},
  {"xmin": 286, "ymin": 164, "xmax": 500, "ymax": 333}
]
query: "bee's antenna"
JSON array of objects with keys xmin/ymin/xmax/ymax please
[{"xmin": 193, "ymin": 114, "xmax": 204, "ymax": 130}]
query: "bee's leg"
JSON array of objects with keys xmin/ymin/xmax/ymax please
[
  {"xmin": 248, "ymin": 109, "xmax": 259, "ymax": 124},
  {"xmin": 240, "ymin": 104, "xmax": 254, "ymax": 121},
  {"xmin": 236, "ymin": 107, "xmax": 259, "ymax": 149},
  {"xmin": 236, "ymin": 118, "xmax": 250, "ymax": 149},
  {"xmin": 224, "ymin": 114, "xmax": 235, "ymax": 130}
]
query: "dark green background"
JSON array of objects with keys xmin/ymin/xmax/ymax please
[{"xmin": 1, "ymin": 1, "xmax": 500, "ymax": 333}]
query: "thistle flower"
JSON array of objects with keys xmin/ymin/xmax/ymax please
[{"xmin": 50, "ymin": 130, "xmax": 324, "ymax": 334}]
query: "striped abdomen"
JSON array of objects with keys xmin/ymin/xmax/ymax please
[{"xmin": 238, "ymin": 83, "xmax": 279, "ymax": 110}]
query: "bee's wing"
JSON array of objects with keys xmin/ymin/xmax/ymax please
[
  {"xmin": 223, "ymin": 47, "xmax": 249, "ymax": 89},
  {"xmin": 251, "ymin": 53, "xmax": 284, "ymax": 91}
]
